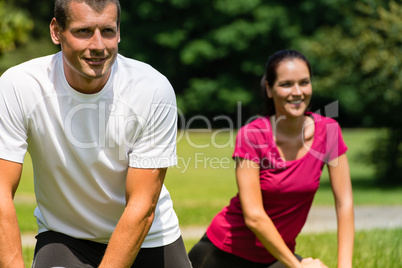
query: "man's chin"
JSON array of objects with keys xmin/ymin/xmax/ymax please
[{"xmin": 82, "ymin": 68, "xmax": 111, "ymax": 80}]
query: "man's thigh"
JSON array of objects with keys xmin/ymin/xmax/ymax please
[
  {"xmin": 133, "ymin": 236, "xmax": 192, "ymax": 268},
  {"xmin": 32, "ymin": 231, "xmax": 192, "ymax": 268},
  {"xmin": 32, "ymin": 231, "xmax": 106, "ymax": 268}
]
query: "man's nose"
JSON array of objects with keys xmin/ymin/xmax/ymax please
[{"xmin": 89, "ymin": 30, "xmax": 105, "ymax": 52}]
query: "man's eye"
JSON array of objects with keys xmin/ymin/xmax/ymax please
[
  {"xmin": 300, "ymin": 80, "xmax": 310, "ymax": 86},
  {"xmin": 77, "ymin": 29, "xmax": 90, "ymax": 34},
  {"xmin": 102, "ymin": 28, "xmax": 117, "ymax": 38}
]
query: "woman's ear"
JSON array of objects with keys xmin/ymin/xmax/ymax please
[
  {"xmin": 265, "ymin": 81, "xmax": 273, "ymax": 98},
  {"xmin": 50, "ymin": 18, "xmax": 61, "ymax": 45}
]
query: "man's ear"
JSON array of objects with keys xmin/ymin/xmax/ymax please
[
  {"xmin": 265, "ymin": 81, "xmax": 273, "ymax": 98},
  {"xmin": 117, "ymin": 23, "xmax": 121, "ymax": 43},
  {"xmin": 50, "ymin": 18, "xmax": 61, "ymax": 45}
]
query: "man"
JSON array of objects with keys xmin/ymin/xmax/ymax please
[{"xmin": 0, "ymin": 0, "xmax": 192, "ymax": 267}]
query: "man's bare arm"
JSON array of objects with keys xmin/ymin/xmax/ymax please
[
  {"xmin": 99, "ymin": 167, "xmax": 167, "ymax": 268},
  {"xmin": 0, "ymin": 158, "xmax": 24, "ymax": 268}
]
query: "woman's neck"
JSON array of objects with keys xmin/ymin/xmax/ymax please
[
  {"xmin": 270, "ymin": 114, "xmax": 306, "ymax": 139},
  {"xmin": 270, "ymin": 113, "xmax": 315, "ymax": 161}
]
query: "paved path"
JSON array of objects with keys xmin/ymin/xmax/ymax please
[
  {"xmin": 181, "ymin": 205, "xmax": 402, "ymax": 239},
  {"xmin": 21, "ymin": 205, "xmax": 402, "ymax": 247},
  {"xmin": 301, "ymin": 205, "xmax": 402, "ymax": 233}
]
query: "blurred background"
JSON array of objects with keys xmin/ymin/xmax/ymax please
[{"xmin": 1, "ymin": 0, "xmax": 401, "ymax": 186}]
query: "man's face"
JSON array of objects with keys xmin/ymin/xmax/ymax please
[{"xmin": 50, "ymin": 1, "xmax": 120, "ymax": 93}]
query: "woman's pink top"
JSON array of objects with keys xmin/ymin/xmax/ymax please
[{"xmin": 206, "ymin": 112, "xmax": 348, "ymax": 263}]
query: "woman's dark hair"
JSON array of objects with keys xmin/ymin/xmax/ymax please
[
  {"xmin": 261, "ymin": 49, "xmax": 312, "ymax": 116},
  {"xmin": 54, "ymin": 0, "xmax": 121, "ymax": 30}
]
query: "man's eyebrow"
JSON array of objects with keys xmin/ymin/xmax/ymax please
[{"xmin": 70, "ymin": 24, "xmax": 118, "ymax": 30}]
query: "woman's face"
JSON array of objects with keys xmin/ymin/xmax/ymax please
[{"xmin": 266, "ymin": 58, "xmax": 312, "ymax": 119}]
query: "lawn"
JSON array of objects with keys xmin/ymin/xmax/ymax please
[
  {"xmin": 15, "ymin": 128, "xmax": 402, "ymax": 267},
  {"xmin": 182, "ymin": 228, "xmax": 402, "ymax": 268},
  {"xmin": 22, "ymin": 229, "xmax": 402, "ymax": 268}
]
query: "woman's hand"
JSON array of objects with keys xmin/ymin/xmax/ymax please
[{"xmin": 301, "ymin": 257, "xmax": 328, "ymax": 268}]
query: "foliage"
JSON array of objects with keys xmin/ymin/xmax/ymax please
[
  {"xmin": 0, "ymin": 0, "xmax": 384, "ymax": 124},
  {"xmin": 118, "ymin": 0, "xmax": 350, "ymax": 122},
  {"xmin": 299, "ymin": 0, "xmax": 401, "ymax": 127},
  {"xmin": 1, "ymin": 0, "xmax": 399, "ymax": 124},
  {"xmin": 299, "ymin": 1, "xmax": 402, "ymax": 185},
  {"xmin": 369, "ymin": 128, "xmax": 402, "ymax": 186},
  {"xmin": 0, "ymin": 0, "xmax": 33, "ymax": 55},
  {"xmin": 10, "ymin": 0, "xmax": 54, "ymax": 37}
]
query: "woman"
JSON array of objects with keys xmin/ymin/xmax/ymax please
[{"xmin": 188, "ymin": 50, "xmax": 354, "ymax": 268}]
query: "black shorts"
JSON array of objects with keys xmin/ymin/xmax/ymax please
[
  {"xmin": 188, "ymin": 233, "xmax": 302, "ymax": 268},
  {"xmin": 32, "ymin": 231, "xmax": 192, "ymax": 268}
]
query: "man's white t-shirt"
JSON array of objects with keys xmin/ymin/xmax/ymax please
[{"xmin": 0, "ymin": 52, "xmax": 180, "ymax": 247}]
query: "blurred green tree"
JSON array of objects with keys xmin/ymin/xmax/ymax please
[
  {"xmin": 300, "ymin": 0, "xmax": 402, "ymax": 185},
  {"xmin": 0, "ymin": 0, "xmax": 33, "ymax": 55},
  {"xmin": 11, "ymin": 0, "xmax": 54, "ymax": 38},
  {"xmin": 118, "ymin": 0, "xmax": 350, "ymax": 123},
  {"xmin": 0, "ymin": 0, "xmax": 353, "ymax": 123}
]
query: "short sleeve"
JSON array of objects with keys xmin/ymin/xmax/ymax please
[
  {"xmin": 308, "ymin": 113, "xmax": 348, "ymax": 165},
  {"xmin": 0, "ymin": 70, "xmax": 28, "ymax": 163},
  {"xmin": 325, "ymin": 121, "xmax": 348, "ymax": 163},
  {"xmin": 128, "ymin": 77, "xmax": 177, "ymax": 169}
]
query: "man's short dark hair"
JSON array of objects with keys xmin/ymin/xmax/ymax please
[{"xmin": 54, "ymin": 0, "xmax": 121, "ymax": 30}]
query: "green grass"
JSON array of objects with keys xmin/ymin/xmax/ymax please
[
  {"xmin": 15, "ymin": 203, "xmax": 37, "ymax": 233},
  {"xmin": 18, "ymin": 153, "xmax": 35, "ymax": 194},
  {"xmin": 23, "ymin": 247, "xmax": 35, "ymax": 268},
  {"xmin": 313, "ymin": 128, "xmax": 402, "ymax": 206},
  {"xmin": 183, "ymin": 228, "xmax": 402, "ymax": 267},
  {"xmin": 14, "ymin": 128, "xmax": 402, "ymax": 267},
  {"xmin": 166, "ymin": 130, "xmax": 238, "ymax": 226},
  {"xmin": 15, "ymin": 153, "xmax": 37, "ymax": 234},
  {"xmin": 22, "ymin": 228, "xmax": 402, "ymax": 268},
  {"xmin": 296, "ymin": 228, "xmax": 402, "ymax": 268}
]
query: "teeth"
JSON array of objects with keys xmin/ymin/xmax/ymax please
[{"xmin": 290, "ymin": 100, "xmax": 302, "ymax": 104}]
